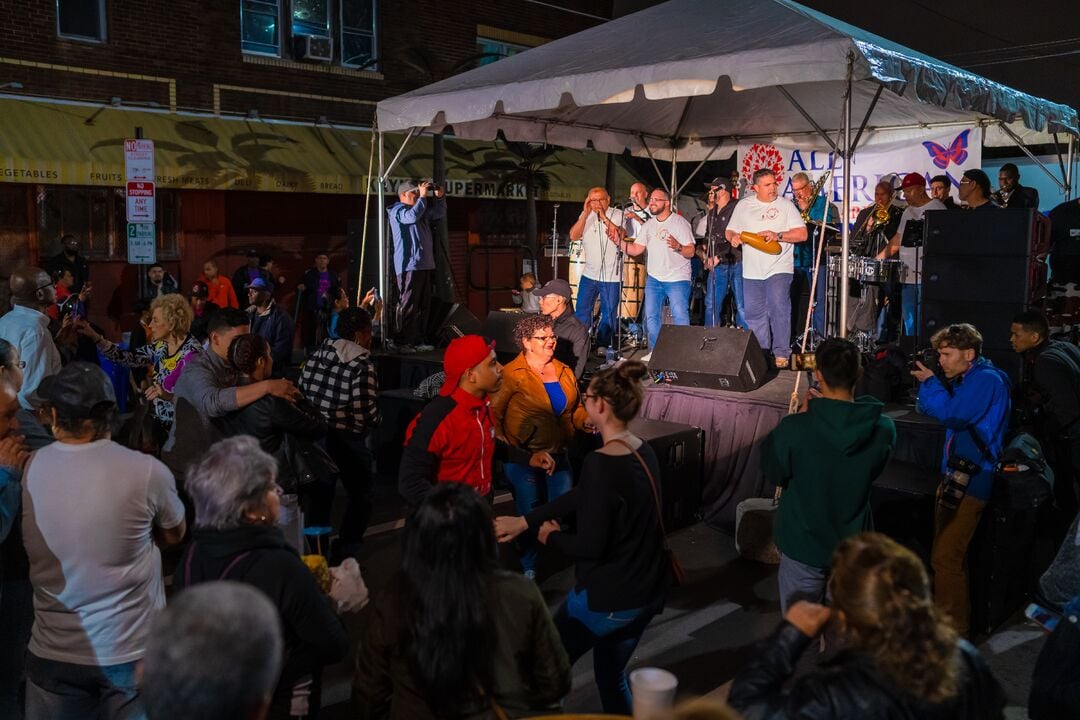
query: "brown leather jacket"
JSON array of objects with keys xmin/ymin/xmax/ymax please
[{"xmin": 490, "ymin": 352, "xmax": 588, "ymax": 458}]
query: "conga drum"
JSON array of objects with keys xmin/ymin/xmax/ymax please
[
  {"xmin": 567, "ymin": 240, "xmax": 585, "ymax": 304},
  {"xmin": 620, "ymin": 255, "xmax": 646, "ymax": 320}
]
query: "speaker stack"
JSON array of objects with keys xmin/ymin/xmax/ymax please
[{"xmin": 921, "ymin": 208, "xmax": 1045, "ymax": 384}]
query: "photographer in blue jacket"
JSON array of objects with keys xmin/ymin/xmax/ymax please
[{"xmin": 912, "ymin": 323, "xmax": 1011, "ymax": 637}]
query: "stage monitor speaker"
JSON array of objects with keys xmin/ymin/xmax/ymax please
[
  {"xmin": 920, "ymin": 209, "xmax": 1037, "ymax": 384},
  {"xmin": 436, "ymin": 303, "xmax": 483, "ymax": 342},
  {"xmin": 483, "ymin": 310, "xmax": 525, "ymax": 361},
  {"xmin": 648, "ymin": 325, "xmax": 767, "ymax": 392}
]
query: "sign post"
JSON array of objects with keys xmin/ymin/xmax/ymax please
[{"xmin": 124, "ymin": 139, "xmax": 156, "ymax": 265}]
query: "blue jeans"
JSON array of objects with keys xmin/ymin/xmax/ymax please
[
  {"xmin": 25, "ymin": 654, "xmax": 144, "ymax": 720},
  {"xmin": 705, "ymin": 262, "xmax": 746, "ymax": 328},
  {"xmin": 575, "ymin": 276, "xmax": 620, "ymax": 345},
  {"xmin": 504, "ymin": 457, "xmax": 573, "ymax": 573},
  {"xmin": 902, "ymin": 283, "xmax": 921, "ymax": 337},
  {"xmin": 556, "ymin": 587, "xmax": 664, "ymax": 714},
  {"xmin": 778, "ymin": 553, "xmax": 828, "ymax": 615},
  {"xmin": 644, "ymin": 276, "xmax": 691, "ymax": 350},
  {"xmin": 743, "ymin": 274, "xmax": 793, "ymax": 359}
]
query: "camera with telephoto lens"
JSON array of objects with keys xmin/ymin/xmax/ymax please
[
  {"xmin": 939, "ymin": 455, "xmax": 980, "ymax": 511},
  {"xmin": 422, "ymin": 179, "xmax": 440, "ymax": 196}
]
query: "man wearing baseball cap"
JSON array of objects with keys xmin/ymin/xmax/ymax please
[
  {"xmin": 878, "ymin": 172, "xmax": 945, "ymax": 337},
  {"xmin": 388, "ymin": 178, "xmax": 446, "ymax": 353},
  {"xmin": 399, "ymin": 335, "xmax": 502, "ymax": 507},
  {"xmin": 247, "ymin": 277, "xmax": 294, "ymax": 377},
  {"xmin": 532, "ymin": 278, "xmax": 588, "ymax": 378},
  {"xmin": 189, "ymin": 280, "xmax": 220, "ymax": 344},
  {"xmin": 959, "ymin": 168, "xmax": 997, "ymax": 211},
  {"xmin": 21, "ymin": 363, "xmax": 186, "ymax": 716},
  {"xmin": 695, "ymin": 176, "xmax": 745, "ymax": 329}
]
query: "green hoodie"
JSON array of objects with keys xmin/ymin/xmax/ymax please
[{"xmin": 762, "ymin": 395, "xmax": 897, "ymax": 568}]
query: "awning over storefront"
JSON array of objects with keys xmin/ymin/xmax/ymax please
[{"xmin": 0, "ymin": 98, "xmax": 638, "ymax": 199}]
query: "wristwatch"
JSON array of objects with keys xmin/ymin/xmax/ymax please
[{"xmin": 778, "ymin": 231, "xmax": 785, "ymax": 242}]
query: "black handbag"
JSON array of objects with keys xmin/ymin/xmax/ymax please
[
  {"xmin": 281, "ymin": 434, "xmax": 339, "ymax": 490},
  {"xmin": 992, "ymin": 432, "xmax": 1054, "ymax": 511}
]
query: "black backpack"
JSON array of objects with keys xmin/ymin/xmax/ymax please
[{"xmin": 992, "ymin": 432, "xmax": 1055, "ymax": 511}]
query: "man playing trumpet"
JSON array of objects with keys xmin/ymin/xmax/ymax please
[{"xmin": 726, "ymin": 168, "xmax": 807, "ymax": 368}]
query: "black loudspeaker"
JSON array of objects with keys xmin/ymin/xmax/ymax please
[
  {"xmin": 648, "ymin": 325, "xmax": 767, "ymax": 392},
  {"xmin": 921, "ymin": 209, "xmax": 1039, "ymax": 384},
  {"xmin": 483, "ymin": 310, "xmax": 525, "ymax": 361},
  {"xmin": 436, "ymin": 303, "xmax": 483, "ymax": 342},
  {"xmin": 629, "ymin": 417, "xmax": 704, "ymax": 531}
]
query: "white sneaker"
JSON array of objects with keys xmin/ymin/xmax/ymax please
[{"xmin": 641, "ymin": 352, "xmax": 652, "ymax": 362}]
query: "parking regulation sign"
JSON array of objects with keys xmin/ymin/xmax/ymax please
[
  {"xmin": 126, "ymin": 181, "xmax": 156, "ymax": 222},
  {"xmin": 127, "ymin": 223, "xmax": 156, "ymax": 264},
  {"xmin": 124, "ymin": 139, "xmax": 154, "ymax": 181}
]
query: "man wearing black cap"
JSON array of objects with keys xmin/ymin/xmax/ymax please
[
  {"xmin": 21, "ymin": 362, "xmax": 186, "ymax": 717},
  {"xmin": 695, "ymin": 177, "xmax": 745, "ymax": 328},
  {"xmin": 995, "ymin": 163, "xmax": 1039, "ymax": 209},
  {"xmin": 959, "ymin": 169, "xmax": 997, "ymax": 211},
  {"xmin": 189, "ymin": 280, "xmax": 220, "ymax": 344},
  {"xmin": 45, "ymin": 234, "xmax": 90, "ymax": 296},
  {"xmin": 533, "ymin": 278, "xmax": 588, "ymax": 378}
]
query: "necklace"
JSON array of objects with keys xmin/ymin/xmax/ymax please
[{"xmin": 603, "ymin": 430, "xmax": 635, "ymax": 446}]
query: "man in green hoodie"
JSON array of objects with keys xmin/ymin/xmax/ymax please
[{"xmin": 762, "ymin": 338, "xmax": 897, "ymax": 612}]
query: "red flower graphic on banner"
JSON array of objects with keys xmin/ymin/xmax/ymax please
[{"xmin": 741, "ymin": 144, "xmax": 785, "ymax": 186}]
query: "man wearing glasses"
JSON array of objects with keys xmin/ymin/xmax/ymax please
[
  {"xmin": 613, "ymin": 189, "xmax": 696, "ymax": 361},
  {"xmin": 0, "ymin": 267, "xmax": 62, "ymax": 409}
]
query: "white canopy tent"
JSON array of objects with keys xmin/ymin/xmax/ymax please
[{"xmin": 374, "ymin": 0, "xmax": 1079, "ymax": 333}]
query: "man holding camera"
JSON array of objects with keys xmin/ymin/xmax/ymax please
[
  {"xmin": 388, "ymin": 179, "xmax": 446, "ymax": 353},
  {"xmin": 911, "ymin": 323, "xmax": 1011, "ymax": 636}
]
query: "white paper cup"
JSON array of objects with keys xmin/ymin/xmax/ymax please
[{"xmin": 630, "ymin": 667, "xmax": 678, "ymax": 719}]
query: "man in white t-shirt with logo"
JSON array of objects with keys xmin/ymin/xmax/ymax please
[
  {"xmin": 21, "ymin": 362, "xmax": 186, "ymax": 718},
  {"xmin": 877, "ymin": 172, "xmax": 945, "ymax": 337},
  {"xmin": 614, "ymin": 188, "xmax": 696, "ymax": 359},
  {"xmin": 568, "ymin": 187, "xmax": 625, "ymax": 347},
  {"xmin": 726, "ymin": 168, "xmax": 808, "ymax": 368}
]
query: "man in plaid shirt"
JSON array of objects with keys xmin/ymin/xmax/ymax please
[{"xmin": 300, "ymin": 307, "xmax": 380, "ymax": 560}]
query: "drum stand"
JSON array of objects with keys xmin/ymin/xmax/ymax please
[{"xmin": 549, "ymin": 204, "xmax": 561, "ymax": 279}]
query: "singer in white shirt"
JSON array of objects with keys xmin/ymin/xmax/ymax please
[{"xmin": 568, "ymin": 187, "xmax": 625, "ymax": 346}]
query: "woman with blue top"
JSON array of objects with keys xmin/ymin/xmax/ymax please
[{"xmin": 490, "ymin": 313, "xmax": 590, "ymax": 580}]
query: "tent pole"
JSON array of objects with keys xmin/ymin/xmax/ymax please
[
  {"xmin": 383, "ymin": 127, "xmax": 418, "ymax": 179},
  {"xmin": 839, "ymin": 62, "xmax": 852, "ymax": 338},
  {"xmin": 674, "ymin": 144, "xmax": 719, "ymax": 197},
  {"xmin": 998, "ymin": 122, "xmax": 1066, "ymax": 191},
  {"xmin": 641, "ymin": 137, "xmax": 668, "ymax": 194},
  {"xmin": 1068, "ymin": 134, "xmax": 1075, "ymax": 201},
  {"xmin": 377, "ymin": 128, "xmax": 388, "ymax": 338},
  {"xmin": 849, "ymin": 84, "xmax": 884, "ymax": 157},
  {"xmin": 670, "ymin": 146, "xmax": 678, "ymax": 205},
  {"xmin": 776, "ymin": 86, "xmax": 837, "ymax": 152}
]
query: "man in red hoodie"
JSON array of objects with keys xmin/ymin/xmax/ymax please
[{"xmin": 399, "ymin": 335, "xmax": 502, "ymax": 506}]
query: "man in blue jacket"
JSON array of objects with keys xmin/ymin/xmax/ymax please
[
  {"xmin": 247, "ymin": 278, "xmax": 295, "ymax": 378},
  {"xmin": 912, "ymin": 322, "xmax": 1011, "ymax": 637},
  {"xmin": 388, "ymin": 180, "xmax": 446, "ymax": 353}
]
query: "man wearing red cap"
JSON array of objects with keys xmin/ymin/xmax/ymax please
[
  {"xmin": 878, "ymin": 172, "xmax": 945, "ymax": 337},
  {"xmin": 399, "ymin": 335, "xmax": 503, "ymax": 506}
]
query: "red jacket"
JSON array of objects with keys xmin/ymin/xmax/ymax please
[
  {"xmin": 399, "ymin": 387, "xmax": 495, "ymax": 504},
  {"xmin": 198, "ymin": 274, "xmax": 239, "ymax": 309}
]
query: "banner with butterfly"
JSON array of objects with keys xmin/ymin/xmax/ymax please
[{"xmin": 737, "ymin": 127, "xmax": 983, "ymax": 223}]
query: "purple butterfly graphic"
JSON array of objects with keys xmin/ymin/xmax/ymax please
[{"xmin": 922, "ymin": 130, "xmax": 970, "ymax": 170}]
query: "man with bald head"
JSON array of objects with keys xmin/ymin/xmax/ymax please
[
  {"xmin": 568, "ymin": 187, "xmax": 625, "ymax": 346},
  {"xmin": 0, "ymin": 268, "xmax": 61, "ymax": 409}
]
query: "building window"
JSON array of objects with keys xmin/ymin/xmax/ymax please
[
  {"xmin": 476, "ymin": 36, "xmax": 528, "ymax": 66},
  {"xmin": 241, "ymin": 0, "xmax": 282, "ymax": 56},
  {"xmin": 340, "ymin": 0, "xmax": 377, "ymax": 69},
  {"xmin": 292, "ymin": 0, "xmax": 329, "ymax": 36},
  {"xmin": 37, "ymin": 186, "xmax": 180, "ymax": 261},
  {"xmin": 56, "ymin": 0, "xmax": 106, "ymax": 42}
]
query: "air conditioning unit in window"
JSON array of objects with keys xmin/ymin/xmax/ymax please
[{"xmin": 294, "ymin": 34, "xmax": 332, "ymax": 62}]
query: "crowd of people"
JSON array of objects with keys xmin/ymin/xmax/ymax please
[{"xmin": 0, "ymin": 161, "xmax": 1076, "ymax": 720}]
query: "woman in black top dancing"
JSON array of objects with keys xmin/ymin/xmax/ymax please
[{"xmin": 495, "ymin": 360, "xmax": 671, "ymax": 714}]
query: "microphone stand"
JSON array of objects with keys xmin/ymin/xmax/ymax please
[
  {"xmin": 705, "ymin": 206, "xmax": 716, "ymax": 327},
  {"xmin": 550, "ymin": 204, "xmax": 561, "ymax": 279}
]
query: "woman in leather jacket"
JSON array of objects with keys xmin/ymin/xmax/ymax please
[
  {"xmin": 728, "ymin": 532, "xmax": 1006, "ymax": 720},
  {"xmin": 218, "ymin": 333, "xmax": 327, "ymax": 491}
]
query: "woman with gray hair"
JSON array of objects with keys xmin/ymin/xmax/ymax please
[{"xmin": 174, "ymin": 435, "xmax": 349, "ymax": 720}]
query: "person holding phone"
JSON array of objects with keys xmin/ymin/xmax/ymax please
[{"xmin": 387, "ymin": 179, "xmax": 446, "ymax": 353}]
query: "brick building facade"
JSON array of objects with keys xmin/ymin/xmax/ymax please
[{"xmin": 0, "ymin": 0, "xmax": 621, "ymax": 328}]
